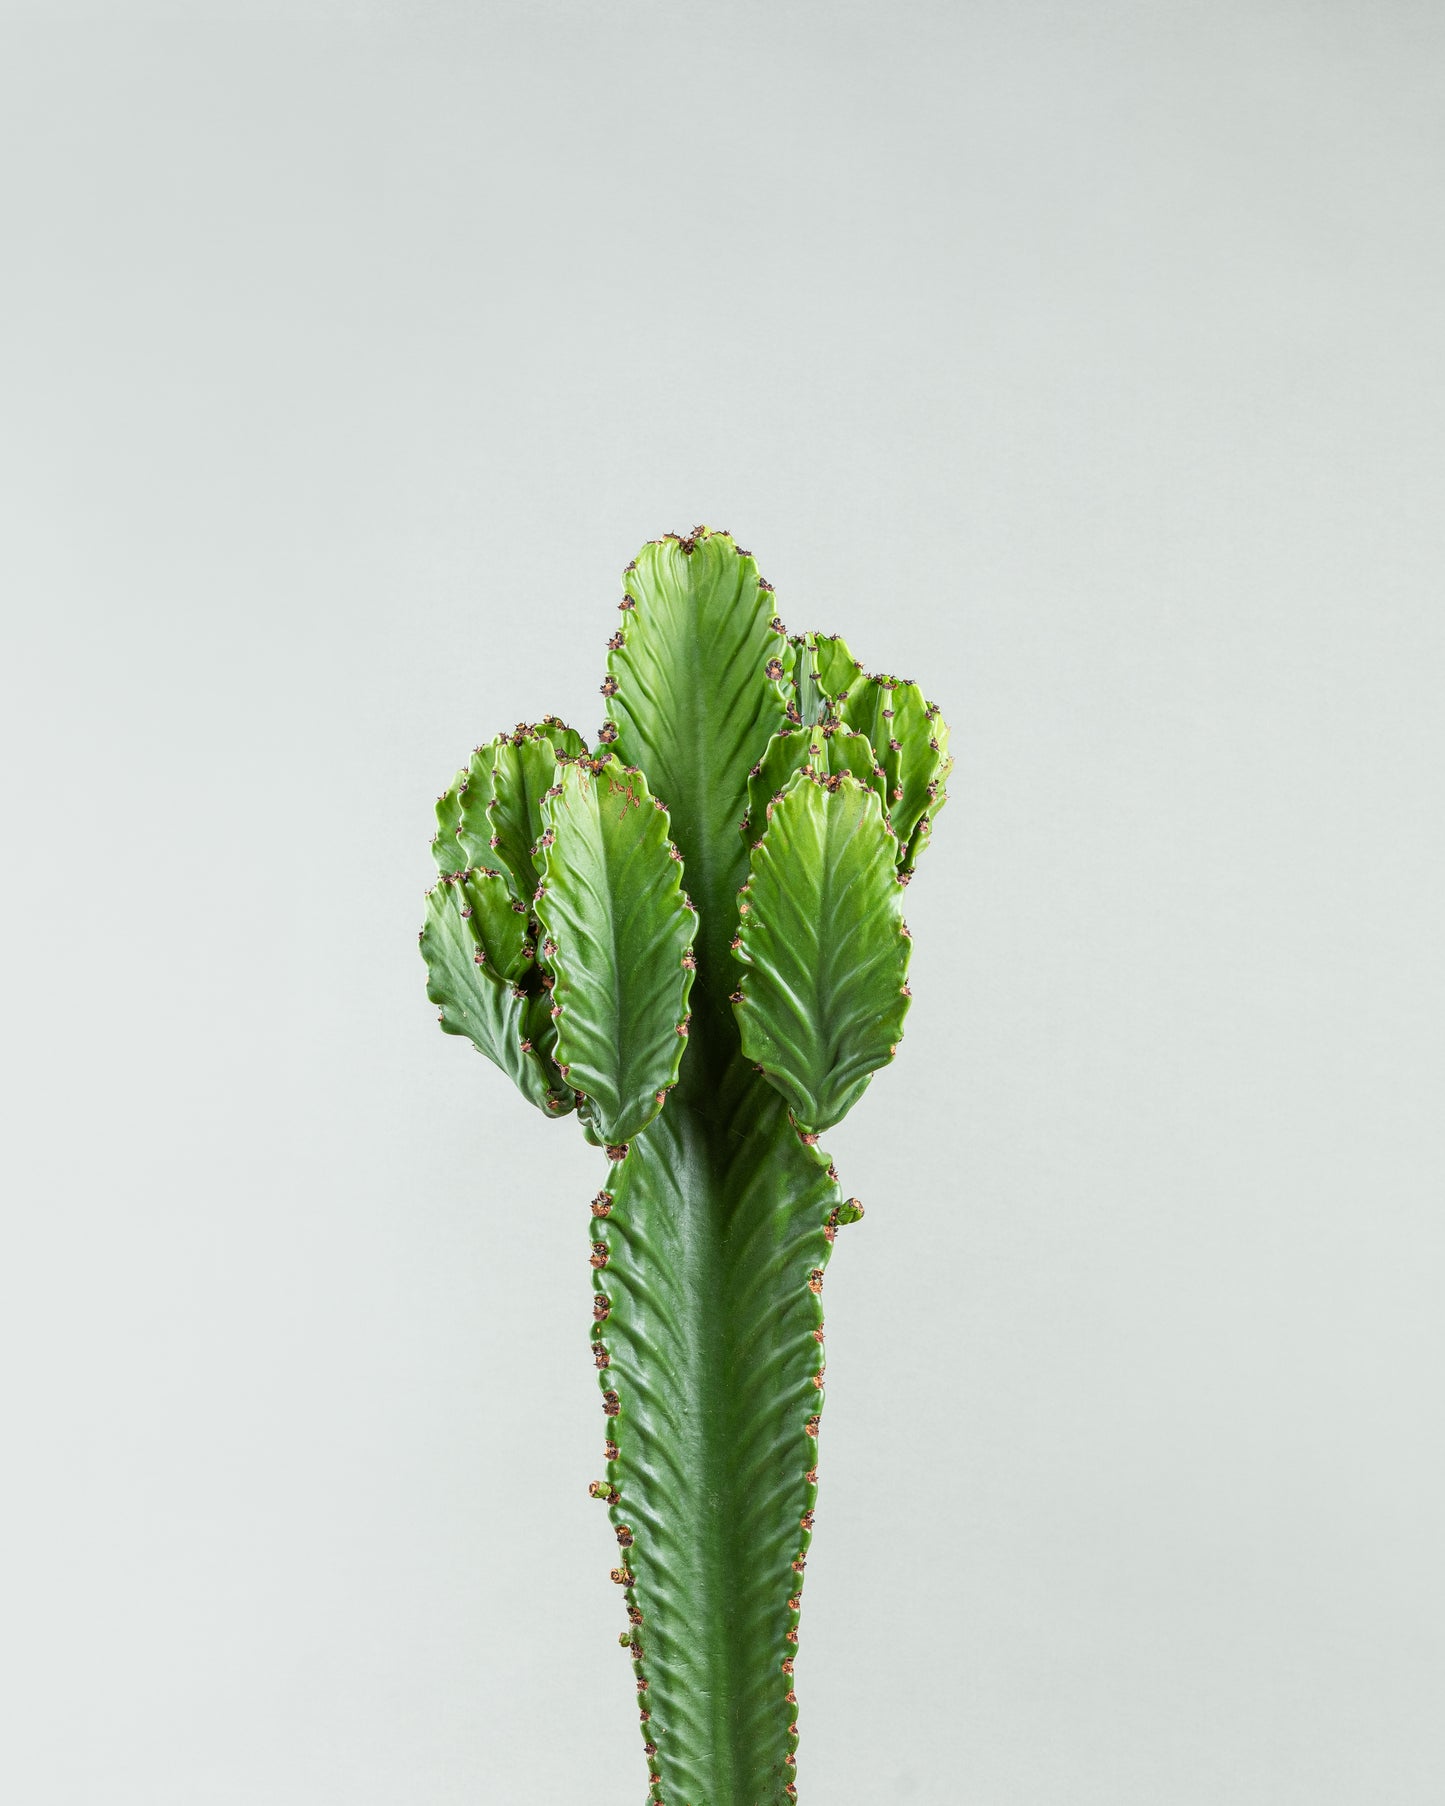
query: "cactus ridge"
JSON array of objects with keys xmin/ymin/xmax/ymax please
[{"xmin": 419, "ymin": 527, "xmax": 948, "ymax": 1803}]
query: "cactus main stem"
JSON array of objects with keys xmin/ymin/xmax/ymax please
[{"xmin": 595, "ymin": 1033, "xmax": 835, "ymax": 1805}]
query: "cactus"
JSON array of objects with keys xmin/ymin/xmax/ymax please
[{"xmin": 419, "ymin": 527, "xmax": 951, "ymax": 1804}]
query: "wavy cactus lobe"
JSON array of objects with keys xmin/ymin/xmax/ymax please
[{"xmin": 419, "ymin": 527, "xmax": 950, "ymax": 1805}]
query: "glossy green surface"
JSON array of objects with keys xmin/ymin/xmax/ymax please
[
  {"xmin": 420, "ymin": 872, "xmax": 570, "ymax": 1117},
  {"xmin": 735, "ymin": 773, "xmax": 911, "ymax": 1136},
  {"xmin": 419, "ymin": 527, "xmax": 950, "ymax": 1804},
  {"xmin": 537, "ymin": 755, "xmax": 695, "ymax": 1148}
]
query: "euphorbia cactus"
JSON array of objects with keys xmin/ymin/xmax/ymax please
[{"xmin": 420, "ymin": 527, "xmax": 950, "ymax": 1805}]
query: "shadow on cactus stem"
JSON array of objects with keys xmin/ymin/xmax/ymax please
[{"xmin": 419, "ymin": 526, "xmax": 951, "ymax": 1806}]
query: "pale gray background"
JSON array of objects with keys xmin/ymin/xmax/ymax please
[{"xmin": 2, "ymin": 3, "xmax": 1442, "ymax": 1802}]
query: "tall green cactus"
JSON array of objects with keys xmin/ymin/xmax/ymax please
[{"xmin": 419, "ymin": 527, "xmax": 951, "ymax": 1805}]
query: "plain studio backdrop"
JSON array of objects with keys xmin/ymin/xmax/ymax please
[{"xmin": 2, "ymin": 3, "xmax": 1442, "ymax": 1803}]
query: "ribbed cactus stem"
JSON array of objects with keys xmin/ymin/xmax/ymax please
[
  {"xmin": 419, "ymin": 527, "xmax": 950, "ymax": 1803},
  {"xmin": 592, "ymin": 1065, "xmax": 836, "ymax": 1804}
]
